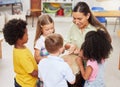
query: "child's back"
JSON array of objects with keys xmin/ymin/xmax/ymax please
[
  {"xmin": 38, "ymin": 55, "xmax": 75, "ymax": 87},
  {"xmin": 38, "ymin": 33, "xmax": 75, "ymax": 87}
]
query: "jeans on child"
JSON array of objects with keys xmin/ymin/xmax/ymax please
[
  {"xmin": 14, "ymin": 78, "xmax": 21, "ymax": 87},
  {"xmin": 37, "ymin": 79, "xmax": 43, "ymax": 87}
]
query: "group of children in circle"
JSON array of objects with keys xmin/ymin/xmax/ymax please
[{"xmin": 3, "ymin": 1, "xmax": 112, "ymax": 87}]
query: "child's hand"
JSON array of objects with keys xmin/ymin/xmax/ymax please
[
  {"xmin": 30, "ymin": 70, "xmax": 38, "ymax": 77},
  {"xmin": 68, "ymin": 44, "xmax": 77, "ymax": 54},
  {"xmin": 65, "ymin": 43, "xmax": 79, "ymax": 55},
  {"xmin": 64, "ymin": 44, "xmax": 70, "ymax": 50},
  {"xmin": 73, "ymin": 48, "xmax": 80, "ymax": 55}
]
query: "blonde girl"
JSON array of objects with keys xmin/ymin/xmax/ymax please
[{"xmin": 34, "ymin": 14, "xmax": 55, "ymax": 64}]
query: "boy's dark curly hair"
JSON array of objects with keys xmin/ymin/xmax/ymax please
[
  {"xmin": 81, "ymin": 29, "xmax": 113, "ymax": 63},
  {"xmin": 3, "ymin": 19, "xmax": 27, "ymax": 45}
]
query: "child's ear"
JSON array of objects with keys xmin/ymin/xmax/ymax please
[
  {"xmin": 87, "ymin": 13, "xmax": 90, "ymax": 19},
  {"xmin": 59, "ymin": 47, "xmax": 65, "ymax": 54}
]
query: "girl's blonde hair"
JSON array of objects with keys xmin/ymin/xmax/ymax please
[{"xmin": 34, "ymin": 14, "xmax": 54, "ymax": 46}]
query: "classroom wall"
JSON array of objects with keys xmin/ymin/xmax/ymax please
[
  {"xmin": 0, "ymin": 0, "xmax": 30, "ymax": 15},
  {"xmin": 21, "ymin": 0, "xmax": 30, "ymax": 15},
  {"xmin": 74, "ymin": 0, "xmax": 120, "ymax": 10},
  {"xmin": 74, "ymin": 0, "xmax": 120, "ymax": 23},
  {"xmin": 0, "ymin": 0, "xmax": 119, "ymax": 15},
  {"xmin": 0, "ymin": 0, "xmax": 120, "ymax": 23}
]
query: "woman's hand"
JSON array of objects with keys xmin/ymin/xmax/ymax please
[
  {"xmin": 73, "ymin": 48, "xmax": 80, "ymax": 55},
  {"xmin": 65, "ymin": 43, "xmax": 80, "ymax": 55},
  {"xmin": 68, "ymin": 44, "xmax": 76, "ymax": 54},
  {"xmin": 64, "ymin": 43, "xmax": 70, "ymax": 50}
]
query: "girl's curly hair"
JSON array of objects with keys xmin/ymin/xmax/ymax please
[{"xmin": 81, "ymin": 29, "xmax": 113, "ymax": 63}]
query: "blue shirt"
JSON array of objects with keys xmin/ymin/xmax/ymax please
[
  {"xmin": 38, "ymin": 55, "xmax": 75, "ymax": 87},
  {"xmin": 34, "ymin": 35, "xmax": 49, "ymax": 56}
]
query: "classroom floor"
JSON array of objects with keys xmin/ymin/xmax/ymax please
[{"xmin": 0, "ymin": 17, "xmax": 120, "ymax": 87}]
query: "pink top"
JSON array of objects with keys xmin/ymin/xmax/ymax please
[{"xmin": 87, "ymin": 60, "xmax": 98, "ymax": 81}]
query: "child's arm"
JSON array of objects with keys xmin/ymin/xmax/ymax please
[
  {"xmin": 76, "ymin": 57, "xmax": 93, "ymax": 80},
  {"xmin": 34, "ymin": 48, "xmax": 46, "ymax": 64},
  {"xmin": 34, "ymin": 48, "xmax": 41, "ymax": 63},
  {"xmin": 30, "ymin": 70, "xmax": 38, "ymax": 77}
]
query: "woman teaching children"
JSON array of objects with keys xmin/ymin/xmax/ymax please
[
  {"xmin": 64, "ymin": 1, "xmax": 112, "ymax": 87},
  {"xmin": 65, "ymin": 1, "xmax": 111, "ymax": 55}
]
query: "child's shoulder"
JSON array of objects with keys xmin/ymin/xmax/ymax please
[
  {"xmin": 37, "ymin": 35, "xmax": 45, "ymax": 42},
  {"xmin": 87, "ymin": 60, "xmax": 98, "ymax": 66}
]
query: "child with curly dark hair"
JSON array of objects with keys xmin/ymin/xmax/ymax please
[
  {"xmin": 3, "ymin": 19, "xmax": 38, "ymax": 87},
  {"xmin": 76, "ymin": 29, "xmax": 113, "ymax": 87}
]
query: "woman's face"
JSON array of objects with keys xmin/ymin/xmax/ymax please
[
  {"xmin": 72, "ymin": 12, "xmax": 90, "ymax": 29},
  {"xmin": 42, "ymin": 23, "xmax": 54, "ymax": 36}
]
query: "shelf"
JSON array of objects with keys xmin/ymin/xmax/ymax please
[
  {"xmin": 51, "ymin": 16, "xmax": 72, "ymax": 22},
  {"xmin": 42, "ymin": 1, "xmax": 72, "ymax": 4},
  {"xmin": 42, "ymin": 0, "xmax": 73, "ymax": 3},
  {"xmin": 42, "ymin": 0, "xmax": 73, "ymax": 17}
]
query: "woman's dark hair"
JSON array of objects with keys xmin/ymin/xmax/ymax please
[
  {"xmin": 3, "ymin": 19, "xmax": 27, "ymax": 45},
  {"xmin": 73, "ymin": 2, "xmax": 111, "ymax": 42},
  {"xmin": 81, "ymin": 29, "xmax": 113, "ymax": 63}
]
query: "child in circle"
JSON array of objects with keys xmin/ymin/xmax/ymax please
[
  {"xmin": 3, "ymin": 19, "xmax": 38, "ymax": 87},
  {"xmin": 77, "ymin": 29, "xmax": 113, "ymax": 87},
  {"xmin": 34, "ymin": 14, "xmax": 55, "ymax": 64},
  {"xmin": 38, "ymin": 33, "xmax": 75, "ymax": 87}
]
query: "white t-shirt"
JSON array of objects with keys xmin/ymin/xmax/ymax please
[{"xmin": 34, "ymin": 35, "xmax": 49, "ymax": 56}]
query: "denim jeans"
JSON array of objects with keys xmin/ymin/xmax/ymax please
[{"xmin": 14, "ymin": 78, "xmax": 21, "ymax": 87}]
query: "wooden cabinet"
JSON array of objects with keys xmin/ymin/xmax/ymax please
[
  {"xmin": 30, "ymin": 0, "xmax": 42, "ymax": 27},
  {"xmin": 30, "ymin": 0, "xmax": 41, "ymax": 16}
]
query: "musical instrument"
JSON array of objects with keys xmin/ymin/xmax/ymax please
[{"xmin": 62, "ymin": 54, "xmax": 80, "ymax": 74}]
